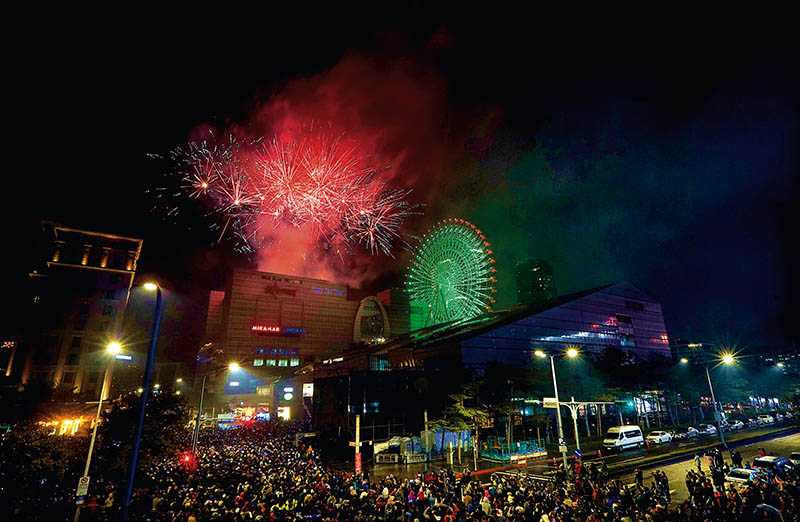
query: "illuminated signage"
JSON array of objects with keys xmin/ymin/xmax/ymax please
[
  {"xmin": 312, "ymin": 286, "xmax": 345, "ymax": 297},
  {"xmin": 114, "ymin": 354, "xmax": 133, "ymax": 361},
  {"xmin": 251, "ymin": 325, "xmax": 305, "ymax": 337},
  {"xmin": 252, "ymin": 325, "xmax": 281, "ymax": 334},
  {"xmin": 303, "ymin": 383, "xmax": 314, "ymax": 397},
  {"xmin": 265, "ymin": 284, "xmax": 297, "ymax": 297}
]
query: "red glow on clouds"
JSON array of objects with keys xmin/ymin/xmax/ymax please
[{"xmin": 214, "ymin": 56, "xmax": 450, "ymax": 286}]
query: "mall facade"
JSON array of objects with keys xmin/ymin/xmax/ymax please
[{"xmin": 205, "ymin": 274, "xmax": 671, "ymax": 428}]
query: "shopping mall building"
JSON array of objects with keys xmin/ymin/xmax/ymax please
[{"xmin": 205, "ymin": 272, "xmax": 671, "ymax": 428}]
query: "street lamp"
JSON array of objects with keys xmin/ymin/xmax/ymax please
[
  {"xmin": 680, "ymin": 357, "xmax": 689, "ymax": 364},
  {"xmin": 106, "ymin": 341, "xmax": 122, "ymax": 356},
  {"xmin": 74, "ymin": 341, "xmax": 125, "ymax": 522},
  {"xmin": 122, "ymin": 281, "xmax": 164, "ymax": 521},
  {"xmin": 191, "ymin": 360, "xmax": 244, "ymax": 453},
  {"xmin": 702, "ymin": 350, "xmax": 737, "ymax": 447},
  {"xmin": 534, "ymin": 347, "xmax": 579, "ymax": 472}
]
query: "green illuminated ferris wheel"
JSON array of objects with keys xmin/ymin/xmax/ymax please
[{"xmin": 406, "ymin": 218, "xmax": 497, "ymax": 327}]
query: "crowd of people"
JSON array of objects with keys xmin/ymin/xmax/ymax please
[
  {"xmin": 121, "ymin": 422, "xmax": 797, "ymax": 521},
  {"xmin": 3, "ymin": 420, "xmax": 798, "ymax": 520}
]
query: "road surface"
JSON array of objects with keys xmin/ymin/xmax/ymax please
[{"xmin": 617, "ymin": 432, "xmax": 799, "ymax": 505}]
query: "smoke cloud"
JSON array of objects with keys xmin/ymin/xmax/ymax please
[{"xmin": 226, "ymin": 56, "xmax": 451, "ymax": 286}]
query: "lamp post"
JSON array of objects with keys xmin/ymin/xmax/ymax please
[
  {"xmin": 680, "ymin": 350, "xmax": 736, "ymax": 447},
  {"xmin": 191, "ymin": 361, "xmax": 241, "ymax": 453},
  {"xmin": 535, "ymin": 347, "xmax": 579, "ymax": 472},
  {"xmin": 122, "ymin": 282, "xmax": 163, "ymax": 521},
  {"xmin": 73, "ymin": 341, "xmax": 124, "ymax": 522}
]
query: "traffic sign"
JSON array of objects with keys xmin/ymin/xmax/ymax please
[
  {"xmin": 543, "ymin": 397, "xmax": 559, "ymax": 409},
  {"xmin": 574, "ymin": 449, "xmax": 583, "ymax": 458},
  {"xmin": 76, "ymin": 476, "xmax": 90, "ymax": 497}
]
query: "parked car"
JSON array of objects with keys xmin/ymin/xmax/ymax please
[
  {"xmin": 603, "ymin": 425, "xmax": 645, "ymax": 451},
  {"xmin": 757, "ymin": 414, "xmax": 775, "ymax": 424},
  {"xmin": 728, "ymin": 420, "xmax": 745, "ymax": 430},
  {"xmin": 725, "ymin": 467, "xmax": 763, "ymax": 484},
  {"xmin": 752, "ymin": 456, "xmax": 794, "ymax": 476},
  {"xmin": 674, "ymin": 427, "xmax": 699, "ymax": 440},
  {"xmin": 645, "ymin": 430, "xmax": 673, "ymax": 444},
  {"xmin": 790, "ymin": 452, "xmax": 800, "ymax": 466},
  {"xmin": 774, "ymin": 413, "xmax": 784, "ymax": 422},
  {"xmin": 698, "ymin": 424, "xmax": 718, "ymax": 435}
]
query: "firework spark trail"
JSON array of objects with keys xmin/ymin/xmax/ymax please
[{"xmin": 158, "ymin": 131, "xmax": 418, "ymax": 256}]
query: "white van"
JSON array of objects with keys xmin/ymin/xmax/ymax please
[{"xmin": 603, "ymin": 425, "xmax": 644, "ymax": 451}]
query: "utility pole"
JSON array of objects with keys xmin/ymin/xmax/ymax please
[
  {"xmin": 549, "ymin": 355, "xmax": 569, "ymax": 471},
  {"xmin": 122, "ymin": 285, "xmax": 163, "ymax": 521},
  {"xmin": 705, "ymin": 366, "xmax": 727, "ymax": 447},
  {"xmin": 424, "ymin": 409, "xmax": 431, "ymax": 463},
  {"xmin": 73, "ymin": 359, "xmax": 114, "ymax": 522},
  {"xmin": 191, "ymin": 374, "xmax": 207, "ymax": 453},
  {"xmin": 569, "ymin": 397, "xmax": 580, "ymax": 451},
  {"xmin": 348, "ymin": 414, "xmax": 369, "ymax": 474},
  {"xmin": 355, "ymin": 414, "xmax": 361, "ymax": 474}
]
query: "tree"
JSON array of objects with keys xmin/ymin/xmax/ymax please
[{"xmin": 96, "ymin": 391, "xmax": 190, "ymax": 480}]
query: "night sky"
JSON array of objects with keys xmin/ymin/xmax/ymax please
[{"xmin": 4, "ymin": 14, "xmax": 798, "ymax": 349}]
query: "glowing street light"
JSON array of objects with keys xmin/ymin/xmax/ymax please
[
  {"xmin": 720, "ymin": 352, "xmax": 736, "ymax": 366},
  {"xmin": 228, "ymin": 362, "xmax": 241, "ymax": 372},
  {"xmin": 533, "ymin": 347, "xmax": 581, "ymax": 470},
  {"xmin": 680, "ymin": 357, "xmax": 689, "ymax": 364},
  {"xmin": 106, "ymin": 341, "xmax": 123, "ymax": 355},
  {"xmin": 143, "ymin": 281, "xmax": 159, "ymax": 292},
  {"xmin": 776, "ymin": 362, "xmax": 785, "ymax": 368},
  {"xmin": 176, "ymin": 378, "xmax": 183, "ymax": 383}
]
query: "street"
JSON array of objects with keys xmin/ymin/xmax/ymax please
[{"xmin": 618, "ymin": 432, "xmax": 800, "ymax": 505}]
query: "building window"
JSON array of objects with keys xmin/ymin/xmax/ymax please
[
  {"xmin": 71, "ymin": 337, "xmax": 82, "ymax": 349},
  {"xmin": 102, "ymin": 304, "xmax": 114, "ymax": 316},
  {"xmin": 265, "ymin": 359, "xmax": 276, "ymax": 366},
  {"xmin": 73, "ymin": 318, "xmax": 87, "ymax": 331},
  {"xmin": 624, "ymin": 300, "xmax": 645, "ymax": 312},
  {"xmin": 615, "ymin": 314, "xmax": 633, "ymax": 324},
  {"xmin": 61, "ymin": 372, "xmax": 76, "ymax": 385},
  {"xmin": 278, "ymin": 359, "xmax": 288, "ymax": 367},
  {"xmin": 370, "ymin": 356, "xmax": 390, "ymax": 371},
  {"xmin": 289, "ymin": 358, "xmax": 300, "ymax": 367},
  {"xmin": 253, "ymin": 359, "xmax": 264, "ymax": 367},
  {"xmin": 66, "ymin": 352, "xmax": 80, "ymax": 365},
  {"xmin": 104, "ymin": 290, "xmax": 116, "ymax": 300}
]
